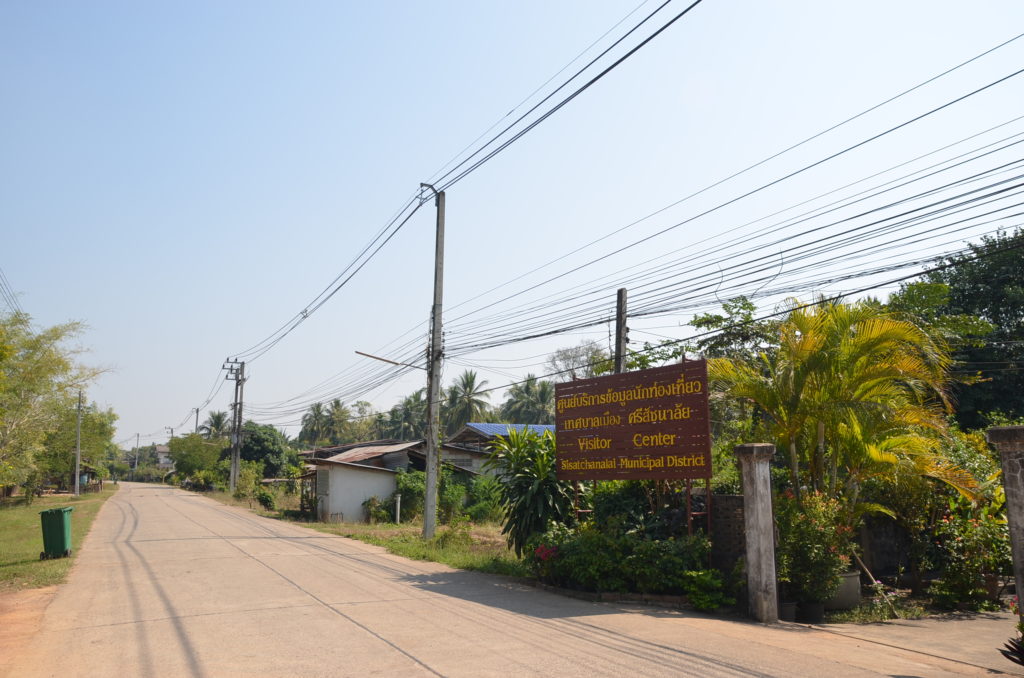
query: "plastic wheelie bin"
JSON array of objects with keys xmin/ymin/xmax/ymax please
[{"xmin": 39, "ymin": 507, "xmax": 73, "ymax": 559}]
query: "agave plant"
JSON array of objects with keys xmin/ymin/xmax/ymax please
[{"xmin": 483, "ymin": 427, "xmax": 574, "ymax": 556}]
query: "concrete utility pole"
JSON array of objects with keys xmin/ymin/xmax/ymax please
[
  {"xmin": 223, "ymin": 360, "xmax": 246, "ymax": 492},
  {"xmin": 74, "ymin": 390, "xmax": 82, "ymax": 496},
  {"xmin": 133, "ymin": 433, "xmax": 139, "ymax": 479},
  {"xmin": 736, "ymin": 442, "xmax": 778, "ymax": 623},
  {"xmin": 988, "ymin": 426, "xmax": 1024, "ymax": 631},
  {"xmin": 614, "ymin": 287, "xmax": 628, "ymax": 374},
  {"xmin": 194, "ymin": 408, "xmax": 200, "ymax": 435},
  {"xmin": 420, "ymin": 183, "xmax": 445, "ymax": 540},
  {"xmin": 166, "ymin": 427, "xmax": 174, "ymax": 439}
]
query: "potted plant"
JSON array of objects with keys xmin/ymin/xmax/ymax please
[{"xmin": 775, "ymin": 490, "xmax": 852, "ymax": 623}]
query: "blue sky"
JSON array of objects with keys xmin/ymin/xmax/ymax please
[{"xmin": 3, "ymin": 1, "xmax": 1024, "ymax": 445}]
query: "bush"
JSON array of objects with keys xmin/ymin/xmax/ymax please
[
  {"xmin": 465, "ymin": 475, "xmax": 504, "ymax": 523},
  {"xmin": 256, "ymin": 488, "xmax": 276, "ymax": 511},
  {"xmin": 362, "ymin": 495, "xmax": 391, "ymax": 524},
  {"xmin": 930, "ymin": 505, "xmax": 1011, "ymax": 610},
  {"xmin": 393, "ymin": 468, "xmax": 466, "ymax": 524},
  {"xmin": 525, "ymin": 523, "xmax": 731, "ymax": 608},
  {"xmin": 485, "ymin": 428, "xmax": 575, "ymax": 556},
  {"xmin": 775, "ymin": 491, "xmax": 852, "ymax": 603}
]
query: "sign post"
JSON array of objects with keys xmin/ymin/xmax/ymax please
[{"xmin": 555, "ymin": 361, "xmax": 712, "ymax": 481}]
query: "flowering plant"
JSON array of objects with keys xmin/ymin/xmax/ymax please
[{"xmin": 775, "ymin": 491, "xmax": 853, "ymax": 603}]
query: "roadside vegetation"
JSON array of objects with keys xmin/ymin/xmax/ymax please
[{"xmin": 0, "ymin": 486, "xmax": 118, "ymax": 592}]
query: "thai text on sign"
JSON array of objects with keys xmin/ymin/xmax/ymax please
[{"xmin": 555, "ymin": 360, "xmax": 711, "ymax": 480}]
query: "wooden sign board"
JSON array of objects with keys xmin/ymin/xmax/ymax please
[{"xmin": 555, "ymin": 360, "xmax": 711, "ymax": 480}]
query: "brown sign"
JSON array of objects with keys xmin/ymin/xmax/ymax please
[{"xmin": 555, "ymin": 361, "xmax": 711, "ymax": 480}]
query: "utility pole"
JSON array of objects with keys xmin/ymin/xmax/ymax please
[
  {"xmin": 166, "ymin": 426, "xmax": 174, "ymax": 440},
  {"xmin": 74, "ymin": 390, "xmax": 82, "ymax": 496},
  {"xmin": 614, "ymin": 287, "xmax": 628, "ymax": 374},
  {"xmin": 223, "ymin": 359, "xmax": 246, "ymax": 492},
  {"xmin": 133, "ymin": 432, "xmax": 139, "ymax": 479},
  {"xmin": 420, "ymin": 183, "xmax": 444, "ymax": 540},
  {"xmin": 194, "ymin": 408, "xmax": 200, "ymax": 435}
]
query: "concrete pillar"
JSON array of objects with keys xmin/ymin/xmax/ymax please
[
  {"xmin": 736, "ymin": 443, "xmax": 778, "ymax": 623},
  {"xmin": 987, "ymin": 425, "xmax": 1024, "ymax": 629}
]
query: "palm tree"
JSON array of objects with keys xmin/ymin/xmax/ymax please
[
  {"xmin": 444, "ymin": 370, "xmax": 491, "ymax": 434},
  {"xmin": 500, "ymin": 375, "xmax": 555, "ymax": 424},
  {"xmin": 300, "ymin": 402, "xmax": 329, "ymax": 446},
  {"xmin": 327, "ymin": 399, "xmax": 351, "ymax": 444},
  {"xmin": 199, "ymin": 411, "xmax": 230, "ymax": 439},
  {"xmin": 710, "ymin": 298, "xmax": 952, "ymax": 502},
  {"xmin": 398, "ymin": 389, "xmax": 427, "ymax": 438}
]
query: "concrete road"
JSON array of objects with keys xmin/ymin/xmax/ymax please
[{"xmin": 2, "ymin": 483, "xmax": 1016, "ymax": 677}]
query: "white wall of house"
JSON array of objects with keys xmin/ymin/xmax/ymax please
[{"xmin": 316, "ymin": 463, "xmax": 396, "ymax": 523}]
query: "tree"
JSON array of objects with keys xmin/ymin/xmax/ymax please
[
  {"xmin": 388, "ymin": 389, "xmax": 426, "ymax": 439},
  {"xmin": 199, "ymin": 411, "xmax": 231, "ymax": 439},
  {"xmin": 299, "ymin": 402, "xmax": 329, "ymax": 446},
  {"xmin": 710, "ymin": 297, "xmax": 952, "ymax": 501},
  {"xmin": 0, "ymin": 313, "xmax": 101, "ymax": 488},
  {"xmin": 168, "ymin": 433, "xmax": 225, "ymax": 478},
  {"xmin": 500, "ymin": 375, "xmax": 555, "ymax": 424},
  {"xmin": 546, "ymin": 340, "xmax": 611, "ymax": 382},
  {"xmin": 444, "ymin": 370, "xmax": 491, "ymax": 434},
  {"xmin": 37, "ymin": 402, "xmax": 117, "ymax": 489},
  {"xmin": 924, "ymin": 228, "xmax": 1024, "ymax": 428},
  {"xmin": 239, "ymin": 421, "xmax": 290, "ymax": 478},
  {"xmin": 327, "ymin": 399, "xmax": 351, "ymax": 444}
]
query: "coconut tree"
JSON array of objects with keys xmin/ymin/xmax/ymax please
[
  {"xmin": 444, "ymin": 370, "xmax": 491, "ymax": 434},
  {"xmin": 299, "ymin": 402, "xmax": 329, "ymax": 446},
  {"xmin": 500, "ymin": 375, "xmax": 555, "ymax": 424},
  {"xmin": 199, "ymin": 411, "xmax": 231, "ymax": 439},
  {"xmin": 327, "ymin": 399, "xmax": 351, "ymax": 444}
]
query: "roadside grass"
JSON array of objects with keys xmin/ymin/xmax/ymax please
[
  {"xmin": 303, "ymin": 519, "xmax": 530, "ymax": 578},
  {"xmin": 825, "ymin": 592, "xmax": 929, "ymax": 623},
  {"xmin": 0, "ymin": 486, "xmax": 119, "ymax": 593},
  {"xmin": 198, "ymin": 487, "xmax": 529, "ymax": 578}
]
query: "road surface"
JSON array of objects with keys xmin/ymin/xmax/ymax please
[{"xmin": 2, "ymin": 483, "xmax": 1014, "ymax": 677}]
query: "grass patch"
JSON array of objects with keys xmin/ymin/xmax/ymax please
[
  {"xmin": 306, "ymin": 520, "xmax": 530, "ymax": 578},
  {"xmin": 197, "ymin": 486, "xmax": 529, "ymax": 578},
  {"xmin": 825, "ymin": 591, "xmax": 929, "ymax": 623},
  {"xmin": 0, "ymin": 486, "xmax": 119, "ymax": 593}
]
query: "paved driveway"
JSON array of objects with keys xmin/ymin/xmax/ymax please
[{"xmin": 2, "ymin": 483, "xmax": 1015, "ymax": 677}]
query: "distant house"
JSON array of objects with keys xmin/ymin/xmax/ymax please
[
  {"xmin": 308, "ymin": 440, "xmax": 477, "ymax": 522},
  {"xmin": 154, "ymin": 445, "xmax": 174, "ymax": 470}
]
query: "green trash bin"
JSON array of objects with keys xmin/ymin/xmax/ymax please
[{"xmin": 39, "ymin": 507, "xmax": 73, "ymax": 560}]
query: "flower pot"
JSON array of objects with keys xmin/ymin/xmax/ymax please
[
  {"xmin": 779, "ymin": 601, "xmax": 798, "ymax": 622},
  {"xmin": 796, "ymin": 601, "xmax": 825, "ymax": 624},
  {"xmin": 824, "ymin": 570, "xmax": 861, "ymax": 610}
]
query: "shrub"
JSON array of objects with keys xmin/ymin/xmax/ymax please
[
  {"xmin": 256, "ymin": 488, "xmax": 276, "ymax": 511},
  {"xmin": 465, "ymin": 475, "xmax": 504, "ymax": 523},
  {"xmin": 434, "ymin": 514, "xmax": 473, "ymax": 548},
  {"xmin": 775, "ymin": 491, "xmax": 852, "ymax": 603},
  {"xmin": 362, "ymin": 495, "xmax": 390, "ymax": 524},
  {"xmin": 930, "ymin": 504, "xmax": 1011, "ymax": 610},
  {"xmin": 526, "ymin": 523, "xmax": 730, "ymax": 607},
  {"xmin": 485, "ymin": 428, "xmax": 575, "ymax": 556}
]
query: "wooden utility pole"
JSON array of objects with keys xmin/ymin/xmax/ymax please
[
  {"xmin": 420, "ymin": 183, "xmax": 445, "ymax": 540},
  {"xmin": 74, "ymin": 390, "xmax": 82, "ymax": 496},
  {"xmin": 614, "ymin": 287, "xmax": 628, "ymax": 374}
]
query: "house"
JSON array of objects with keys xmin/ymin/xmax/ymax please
[
  {"xmin": 154, "ymin": 445, "xmax": 174, "ymax": 470},
  {"xmin": 309, "ymin": 440, "xmax": 476, "ymax": 522},
  {"xmin": 445, "ymin": 423, "xmax": 555, "ymax": 473}
]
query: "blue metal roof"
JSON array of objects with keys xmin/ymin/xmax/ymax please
[{"xmin": 465, "ymin": 423, "xmax": 555, "ymax": 438}]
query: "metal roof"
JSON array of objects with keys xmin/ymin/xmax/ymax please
[
  {"xmin": 463, "ymin": 423, "xmax": 555, "ymax": 438},
  {"xmin": 312, "ymin": 459, "xmax": 398, "ymax": 473},
  {"xmin": 325, "ymin": 440, "xmax": 422, "ymax": 464}
]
